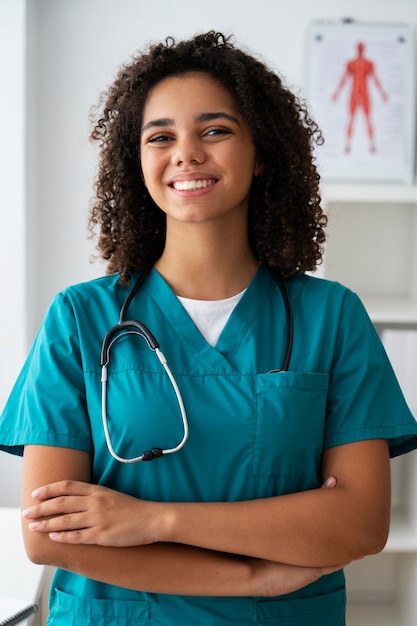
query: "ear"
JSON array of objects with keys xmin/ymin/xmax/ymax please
[
  {"xmin": 140, "ymin": 164, "xmax": 147, "ymax": 188},
  {"xmin": 254, "ymin": 158, "xmax": 264, "ymax": 177}
]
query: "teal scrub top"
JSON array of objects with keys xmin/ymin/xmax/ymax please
[{"xmin": 1, "ymin": 266, "xmax": 417, "ymax": 626}]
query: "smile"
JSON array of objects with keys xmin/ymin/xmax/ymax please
[{"xmin": 171, "ymin": 179, "xmax": 217, "ymax": 191}]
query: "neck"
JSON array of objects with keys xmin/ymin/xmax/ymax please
[{"xmin": 155, "ymin": 219, "xmax": 258, "ymax": 300}]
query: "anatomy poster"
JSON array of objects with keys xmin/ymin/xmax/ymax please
[{"xmin": 307, "ymin": 22, "xmax": 416, "ymax": 183}]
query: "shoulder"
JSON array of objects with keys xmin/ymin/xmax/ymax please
[
  {"xmin": 263, "ymin": 268, "xmax": 363, "ymax": 315},
  {"xmin": 36, "ymin": 274, "xmax": 131, "ymax": 340},
  {"xmin": 57, "ymin": 273, "xmax": 124, "ymax": 304},
  {"xmin": 47, "ymin": 273, "xmax": 131, "ymax": 317},
  {"xmin": 285, "ymin": 274, "xmax": 372, "ymax": 338},
  {"xmin": 287, "ymin": 273, "xmax": 359, "ymax": 305}
]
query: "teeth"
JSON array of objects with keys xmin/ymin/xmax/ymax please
[{"xmin": 172, "ymin": 179, "xmax": 216, "ymax": 191}]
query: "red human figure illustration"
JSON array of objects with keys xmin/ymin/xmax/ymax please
[{"xmin": 332, "ymin": 41, "xmax": 388, "ymax": 153}]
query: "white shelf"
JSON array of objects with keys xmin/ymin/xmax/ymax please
[
  {"xmin": 324, "ymin": 183, "xmax": 417, "ymax": 626},
  {"xmin": 346, "ymin": 603, "xmax": 409, "ymax": 626},
  {"xmin": 322, "ymin": 183, "xmax": 417, "ymax": 204},
  {"xmin": 387, "ymin": 511, "xmax": 417, "ymax": 552},
  {"xmin": 345, "ymin": 553, "xmax": 417, "ymax": 626},
  {"xmin": 321, "ymin": 191, "xmax": 417, "ymax": 326},
  {"xmin": 363, "ymin": 298, "xmax": 417, "ymax": 326},
  {"xmin": 386, "ymin": 454, "xmax": 417, "ymax": 552}
]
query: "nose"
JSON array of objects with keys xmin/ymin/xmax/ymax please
[{"xmin": 171, "ymin": 137, "xmax": 206, "ymax": 166}]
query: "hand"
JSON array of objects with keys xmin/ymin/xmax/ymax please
[
  {"xmin": 22, "ymin": 476, "xmax": 339, "ymax": 548},
  {"xmin": 22, "ymin": 480, "xmax": 161, "ymax": 547},
  {"xmin": 250, "ymin": 559, "xmax": 348, "ymax": 597}
]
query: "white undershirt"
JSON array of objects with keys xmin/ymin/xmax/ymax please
[{"xmin": 177, "ymin": 289, "xmax": 246, "ymax": 347}]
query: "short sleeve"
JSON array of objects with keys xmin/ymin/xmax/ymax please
[
  {"xmin": 0, "ymin": 292, "xmax": 93, "ymax": 456},
  {"xmin": 324, "ymin": 290, "xmax": 417, "ymax": 458}
]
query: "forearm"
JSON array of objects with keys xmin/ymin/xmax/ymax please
[
  {"xmin": 163, "ymin": 488, "xmax": 377, "ymax": 566},
  {"xmin": 21, "ymin": 446, "xmax": 258, "ymax": 596},
  {"xmin": 22, "ymin": 441, "xmax": 390, "ymax": 573},
  {"xmin": 23, "ymin": 530, "xmax": 256, "ymax": 596},
  {"xmin": 161, "ymin": 440, "xmax": 391, "ymax": 566},
  {"xmin": 24, "ymin": 524, "xmax": 347, "ymax": 597}
]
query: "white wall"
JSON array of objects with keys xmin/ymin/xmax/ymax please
[
  {"xmin": 0, "ymin": 0, "xmax": 26, "ymax": 505},
  {"xmin": 26, "ymin": 0, "xmax": 417, "ymax": 337},
  {"xmin": 1, "ymin": 0, "xmax": 417, "ymax": 505},
  {"xmin": 29, "ymin": 0, "xmax": 318, "ymax": 335}
]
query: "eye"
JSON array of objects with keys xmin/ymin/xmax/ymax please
[
  {"xmin": 147, "ymin": 133, "xmax": 174, "ymax": 144},
  {"xmin": 204, "ymin": 127, "xmax": 232, "ymax": 138}
]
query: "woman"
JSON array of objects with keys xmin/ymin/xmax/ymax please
[{"xmin": 1, "ymin": 31, "xmax": 416, "ymax": 626}]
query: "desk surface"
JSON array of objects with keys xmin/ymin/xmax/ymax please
[{"xmin": 0, "ymin": 507, "xmax": 46, "ymax": 622}]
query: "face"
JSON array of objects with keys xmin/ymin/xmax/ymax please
[{"xmin": 140, "ymin": 72, "xmax": 260, "ymax": 228}]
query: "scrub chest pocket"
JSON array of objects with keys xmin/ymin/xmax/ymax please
[{"xmin": 252, "ymin": 372, "xmax": 329, "ymax": 485}]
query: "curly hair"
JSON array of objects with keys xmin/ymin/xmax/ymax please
[{"xmin": 88, "ymin": 31, "xmax": 327, "ymax": 285}]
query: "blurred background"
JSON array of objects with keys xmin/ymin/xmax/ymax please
[
  {"xmin": 2, "ymin": 4, "xmax": 417, "ymax": 624},
  {"xmin": 1, "ymin": 0, "xmax": 416, "ymax": 502}
]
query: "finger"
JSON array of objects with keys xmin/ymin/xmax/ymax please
[
  {"xmin": 27, "ymin": 510, "xmax": 92, "ymax": 534},
  {"xmin": 31, "ymin": 479, "xmax": 93, "ymax": 501},
  {"xmin": 22, "ymin": 495, "xmax": 88, "ymax": 521},
  {"xmin": 321, "ymin": 476, "xmax": 337, "ymax": 488},
  {"xmin": 48, "ymin": 529, "xmax": 97, "ymax": 545}
]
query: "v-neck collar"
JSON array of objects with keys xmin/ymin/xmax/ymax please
[{"xmin": 143, "ymin": 266, "xmax": 275, "ymax": 371}]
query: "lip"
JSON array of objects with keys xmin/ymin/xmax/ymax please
[{"xmin": 168, "ymin": 172, "xmax": 218, "ymax": 183}]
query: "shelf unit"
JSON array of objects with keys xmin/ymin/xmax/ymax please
[
  {"xmin": 321, "ymin": 184, "xmax": 417, "ymax": 324},
  {"xmin": 321, "ymin": 183, "xmax": 417, "ymax": 626}
]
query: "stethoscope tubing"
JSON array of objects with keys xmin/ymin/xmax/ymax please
[
  {"xmin": 270, "ymin": 269, "xmax": 293, "ymax": 373},
  {"xmin": 101, "ymin": 329, "xmax": 189, "ymax": 463},
  {"xmin": 100, "ymin": 265, "xmax": 292, "ymax": 464}
]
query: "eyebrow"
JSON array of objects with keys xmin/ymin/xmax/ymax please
[
  {"xmin": 196, "ymin": 112, "xmax": 240, "ymax": 125},
  {"xmin": 141, "ymin": 111, "xmax": 241, "ymax": 135}
]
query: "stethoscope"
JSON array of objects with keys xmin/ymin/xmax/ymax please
[{"xmin": 100, "ymin": 266, "xmax": 293, "ymax": 464}]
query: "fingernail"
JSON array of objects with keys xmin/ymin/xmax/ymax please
[
  {"xmin": 49, "ymin": 532, "xmax": 60, "ymax": 540},
  {"xmin": 22, "ymin": 507, "xmax": 35, "ymax": 518},
  {"xmin": 29, "ymin": 522, "xmax": 41, "ymax": 530},
  {"xmin": 32, "ymin": 487, "xmax": 43, "ymax": 498}
]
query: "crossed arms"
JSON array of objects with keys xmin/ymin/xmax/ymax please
[{"xmin": 21, "ymin": 439, "xmax": 390, "ymax": 597}]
